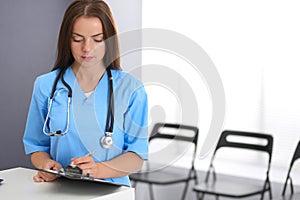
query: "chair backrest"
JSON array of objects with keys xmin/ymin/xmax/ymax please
[
  {"xmin": 149, "ymin": 123, "xmax": 199, "ymax": 167},
  {"xmin": 214, "ymin": 130, "xmax": 273, "ymax": 166},
  {"xmin": 150, "ymin": 123, "xmax": 199, "ymax": 145}
]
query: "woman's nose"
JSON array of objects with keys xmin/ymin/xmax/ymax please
[{"xmin": 82, "ymin": 39, "xmax": 94, "ymax": 52}]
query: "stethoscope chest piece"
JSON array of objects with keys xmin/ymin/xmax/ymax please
[{"xmin": 100, "ymin": 132, "xmax": 113, "ymax": 149}]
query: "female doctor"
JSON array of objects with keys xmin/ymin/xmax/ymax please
[{"xmin": 23, "ymin": 0, "xmax": 148, "ymax": 186}]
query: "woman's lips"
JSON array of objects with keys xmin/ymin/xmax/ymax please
[{"xmin": 81, "ymin": 56, "xmax": 94, "ymax": 61}]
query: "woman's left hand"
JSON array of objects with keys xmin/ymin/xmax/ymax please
[
  {"xmin": 71, "ymin": 156, "xmax": 99, "ymax": 178},
  {"xmin": 71, "ymin": 152, "xmax": 143, "ymax": 179}
]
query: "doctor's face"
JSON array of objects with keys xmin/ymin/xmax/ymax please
[{"xmin": 70, "ymin": 16, "xmax": 106, "ymax": 69}]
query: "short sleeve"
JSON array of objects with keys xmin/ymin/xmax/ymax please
[
  {"xmin": 23, "ymin": 77, "xmax": 50, "ymax": 155},
  {"xmin": 123, "ymin": 85, "xmax": 148, "ymax": 160}
]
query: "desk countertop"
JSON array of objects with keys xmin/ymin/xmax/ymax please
[{"xmin": 0, "ymin": 167, "xmax": 134, "ymax": 200}]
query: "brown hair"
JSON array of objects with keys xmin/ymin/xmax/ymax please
[{"xmin": 52, "ymin": 0, "xmax": 121, "ymax": 71}]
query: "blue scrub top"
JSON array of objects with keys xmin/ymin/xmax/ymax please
[{"xmin": 23, "ymin": 67, "xmax": 148, "ymax": 186}]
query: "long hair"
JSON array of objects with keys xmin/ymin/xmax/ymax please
[{"xmin": 52, "ymin": 0, "xmax": 121, "ymax": 72}]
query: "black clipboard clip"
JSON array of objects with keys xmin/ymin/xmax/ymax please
[
  {"xmin": 38, "ymin": 164, "xmax": 93, "ymax": 180},
  {"xmin": 64, "ymin": 165, "xmax": 91, "ymax": 179}
]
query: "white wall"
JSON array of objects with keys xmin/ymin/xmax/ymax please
[
  {"xmin": 105, "ymin": 0, "xmax": 142, "ymax": 72},
  {"xmin": 142, "ymin": 0, "xmax": 300, "ymax": 184}
]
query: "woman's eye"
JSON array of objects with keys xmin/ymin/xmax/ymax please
[
  {"xmin": 94, "ymin": 39, "xmax": 103, "ymax": 43},
  {"xmin": 72, "ymin": 38, "xmax": 83, "ymax": 43}
]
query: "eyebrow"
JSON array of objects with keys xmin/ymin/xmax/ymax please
[{"xmin": 72, "ymin": 33, "xmax": 103, "ymax": 37}]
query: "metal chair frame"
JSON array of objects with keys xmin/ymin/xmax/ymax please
[
  {"xmin": 282, "ymin": 141, "xmax": 300, "ymax": 196},
  {"xmin": 130, "ymin": 123, "xmax": 199, "ymax": 200},
  {"xmin": 193, "ymin": 130, "xmax": 273, "ymax": 200}
]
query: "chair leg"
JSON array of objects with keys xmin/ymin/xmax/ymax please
[
  {"xmin": 180, "ymin": 180, "xmax": 190, "ymax": 200},
  {"xmin": 131, "ymin": 180, "xmax": 136, "ymax": 188},
  {"xmin": 131, "ymin": 181, "xmax": 137, "ymax": 198},
  {"xmin": 261, "ymin": 180, "xmax": 273, "ymax": 200},
  {"xmin": 194, "ymin": 192, "xmax": 200, "ymax": 200},
  {"xmin": 148, "ymin": 183, "xmax": 155, "ymax": 200},
  {"xmin": 269, "ymin": 184, "xmax": 273, "ymax": 199},
  {"xmin": 197, "ymin": 192, "xmax": 205, "ymax": 200},
  {"xmin": 260, "ymin": 192, "xmax": 265, "ymax": 200},
  {"xmin": 282, "ymin": 181, "xmax": 288, "ymax": 196}
]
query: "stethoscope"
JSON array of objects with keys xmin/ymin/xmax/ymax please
[{"xmin": 42, "ymin": 67, "xmax": 114, "ymax": 149}]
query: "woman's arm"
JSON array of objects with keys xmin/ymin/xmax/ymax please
[{"xmin": 72, "ymin": 152, "xmax": 143, "ymax": 178}]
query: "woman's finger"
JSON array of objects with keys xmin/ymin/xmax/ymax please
[
  {"xmin": 37, "ymin": 171, "xmax": 58, "ymax": 182},
  {"xmin": 33, "ymin": 174, "xmax": 44, "ymax": 182},
  {"xmin": 77, "ymin": 162, "xmax": 92, "ymax": 170},
  {"xmin": 82, "ymin": 168, "xmax": 95, "ymax": 177},
  {"xmin": 73, "ymin": 156, "xmax": 93, "ymax": 165}
]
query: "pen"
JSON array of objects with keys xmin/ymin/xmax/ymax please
[{"xmin": 85, "ymin": 149, "xmax": 96, "ymax": 157}]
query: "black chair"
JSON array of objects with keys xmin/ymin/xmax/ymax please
[
  {"xmin": 130, "ymin": 123, "xmax": 199, "ymax": 200},
  {"xmin": 193, "ymin": 130, "xmax": 273, "ymax": 200},
  {"xmin": 282, "ymin": 140, "xmax": 300, "ymax": 196}
]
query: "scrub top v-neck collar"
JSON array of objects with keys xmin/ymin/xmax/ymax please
[{"xmin": 64, "ymin": 66, "xmax": 109, "ymax": 100}]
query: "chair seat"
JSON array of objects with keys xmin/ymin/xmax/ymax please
[
  {"xmin": 193, "ymin": 178, "xmax": 268, "ymax": 198},
  {"xmin": 130, "ymin": 168, "xmax": 193, "ymax": 185}
]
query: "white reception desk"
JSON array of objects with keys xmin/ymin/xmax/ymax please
[{"xmin": 0, "ymin": 167, "xmax": 134, "ymax": 200}]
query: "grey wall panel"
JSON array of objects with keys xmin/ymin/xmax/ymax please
[
  {"xmin": 0, "ymin": 0, "xmax": 73, "ymax": 170},
  {"xmin": 0, "ymin": 0, "xmax": 142, "ymax": 170}
]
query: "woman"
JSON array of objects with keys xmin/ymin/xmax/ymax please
[{"xmin": 23, "ymin": 0, "xmax": 148, "ymax": 186}]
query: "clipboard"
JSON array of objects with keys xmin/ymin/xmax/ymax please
[{"xmin": 37, "ymin": 166, "xmax": 128, "ymax": 187}]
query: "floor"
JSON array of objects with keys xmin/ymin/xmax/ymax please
[{"xmin": 131, "ymin": 168, "xmax": 300, "ymax": 200}]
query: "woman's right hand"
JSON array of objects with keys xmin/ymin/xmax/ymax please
[
  {"xmin": 30, "ymin": 151, "xmax": 62, "ymax": 182},
  {"xmin": 33, "ymin": 160, "xmax": 62, "ymax": 182}
]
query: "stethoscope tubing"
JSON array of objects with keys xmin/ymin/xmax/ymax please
[
  {"xmin": 42, "ymin": 67, "xmax": 114, "ymax": 148},
  {"xmin": 43, "ymin": 97, "xmax": 71, "ymax": 136}
]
